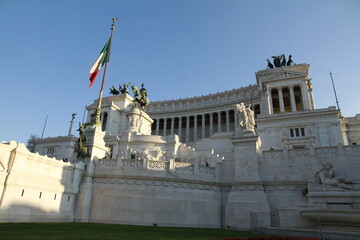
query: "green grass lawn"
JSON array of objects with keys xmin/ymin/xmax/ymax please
[{"xmin": 0, "ymin": 222, "xmax": 259, "ymax": 240}]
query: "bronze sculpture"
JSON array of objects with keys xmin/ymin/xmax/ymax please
[
  {"xmin": 75, "ymin": 122, "xmax": 91, "ymax": 158},
  {"xmin": 131, "ymin": 83, "xmax": 150, "ymax": 111},
  {"xmin": 109, "ymin": 82, "xmax": 131, "ymax": 95},
  {"xmin": 267, "ymin": 54, "xmax": 294, "ymax": 68}
]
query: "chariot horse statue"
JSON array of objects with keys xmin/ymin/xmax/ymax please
[{"xmin": 131, "ymin": 84, "xmax": 150, "ymax": 111}]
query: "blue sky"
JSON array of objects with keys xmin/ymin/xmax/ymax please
[{"xmin": 1, "ymin": 0, "xmax": 359, "ymax": 144}]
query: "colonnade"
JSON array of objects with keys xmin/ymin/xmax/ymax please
[
  {"xmin": 266, "ymin": 83, "xmax": 313, "ymax": 114},
  {"xmin": 152, "ymin": 109, "xmax": 236, "ymax": 143}
]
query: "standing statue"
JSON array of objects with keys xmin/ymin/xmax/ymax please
[
  {"xmin": 235, "ymin": 103, "xmax": 246, "ymax": 132},
  {"xmin": 235, "ymin": 103, "xmax": 255, "ymax": 134},
  {"xmin": 267, "ymin": 59, "xmax": 274, "ymax": 69},
  {"xmin": 287, "ymin": 55, "xmax": 293, "ymax": 66},
  {"xmin": 245, "ymin": 105, "xmax": 256, "ymax": 133},
  {"xmin": 281, "ymin": 54, "xmax": 287, "ymax": 66},
  {"xmin": 131, "ymin": 84, "xmax": 150, "ymax": 111}
]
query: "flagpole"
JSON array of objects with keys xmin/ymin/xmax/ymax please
[
  {"xmin": 329, "ymin": 71, "xmax": 340, "ymax": 111},
  {"xmin": 92, "ymin": 18, "xmax": 118, "ymax": 127}
]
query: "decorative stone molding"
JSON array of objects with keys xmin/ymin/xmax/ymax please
[
  {"xmin": 92, "ymin": 177, "xmax": 221, "ymax": 191},
  {"xmin": 230, "ymin": 184, "xmax": 264, "ymax": 191},
  {"xmin": 264, "ymin": 184, "xmax": 306, "ymax": 192}
]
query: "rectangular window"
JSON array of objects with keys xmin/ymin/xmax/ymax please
[
  {"xmin": 289, "ymin": 128, "xmax": 306, "ymax": 138},
  {"xmin": 47, "ymin": 148, "xmax": 55, "ymax": 155},
  {"xmin": 301, "ymin": 128, "xmax": 305, "ymax": 136}
]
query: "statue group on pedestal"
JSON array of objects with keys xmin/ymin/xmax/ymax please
[
  {"xmin": 110, "ymin": 82, "xmax": 150, "ymax": 111},
  {"xmin": 267, "ymin": 54, "xmax": 293, "ymax": 69},
  {"xmin": 234, "ymin": 103, "xmax": 256, "ymax": 134}
]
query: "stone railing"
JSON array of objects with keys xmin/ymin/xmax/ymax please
[
  {"xmin": 262, "ymin": 145, "xmax": 360, "ymax": 161},
  {"xmin": 198, "ymin": 165, "xmax": 215, "ymax": 176},
  {"xmin": 122, "ymin": 159, "xmax": 142, "ymax": 168},
  {"xmin": 95, "ymin": 157, "xmax": 219, "ymax": 178},
  {"xmin": 96, "ymin": 159, "xmax": 117, "ymax": 167},
  {"xmin": 315, "ymin": 146, "xmax": 338, "ymax": 158},
  {"xmin": 344, "ymin": 145, "xmax": 360, "ymax": 156},
  {"xmin": 174, "ymin": 162, "xmax": 194, "ymax": 173},
  {"xmin": 148, "ymin": 160, "xmax": 168, "ymax": 170}
]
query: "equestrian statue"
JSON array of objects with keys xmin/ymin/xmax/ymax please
[{"xmin": 131, "ymin": 83, "xmax": 150, "ymax": 111}]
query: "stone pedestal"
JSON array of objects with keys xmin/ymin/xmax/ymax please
[
  {"xmin": 231, "ymin": 132, "xmax": 261, "ymax": 182},
  {"xmin": 84, "ymin": 126, "xmax": 109, "ymax": 160},
  {"xmin": 225, "ymin": 133, "xmax": 270, "ymax": 231},
  {"xmin": 125, "ymin": 107, "xmax": 153, "ymax": 135},
  {"xmin": 75, "ymin": 125, "xmax": 108, "ymax": 222}
]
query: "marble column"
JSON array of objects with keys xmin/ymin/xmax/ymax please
[
  {"xmin": 163, "ymin": 118, "xmax": 167, "ymax": 136},
  {"xmin": 170, "ymin": 117, "xmax": 175, "ymax": 135},
  {"xmin": 226, "ymin": 110, "xmax": 230, "ymax": 132},
  {"xmin": 155, "ymin": 118, "xmax": 160, "ymax": 135},
  {"xmin": 210, "ymin": 113, "xmax": 214, "ymax": 137},
  {"xmin": 202, "ymin": 114, "xmax": 206, "ymax": 139},
  {"xmin": 278, "ymin": 87, "xmax": 285, "ymax": 113},
  {"xmin": 186, "ymin": 116, "xmax": 190, "ymax": 143},
  {"xmin": 309, "ymin": 87, "xmax": 315, "ymax": 110},
  {"xmin": 178, "ymin": 117, "xmax": 182, "ymax": 141},
  {"xmin": 301, "ymin": 82, "xmax": 311, "ymax": 110},
  {"xmin": 217, "ymin": 112, "xmax": 222, "ymax": 133},
  {"xmin": 234, "ymin": 110, "xmax": 238, "ymax": 131},
  {"xmin": 269, "ymin": 87, "xmax": 274, "ymax": 114},
  {"xmin": 194, "ymin": 115, "xmax": 198, "ymax": 141},
  {"xmin": 289, "ymin": 85, "xmax": 297, "ymax": 112}
]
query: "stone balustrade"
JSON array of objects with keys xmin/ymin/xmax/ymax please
[
  {"xmin": 96, "ymin": 158, "xmax": 217, "ymax": 178},
  {"xmin": 262, "ymin": 145, "xmax": 360, "ymax": 161}
]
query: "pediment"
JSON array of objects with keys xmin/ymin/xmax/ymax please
[{"xmin": 267, "ymin": 70, "xmax": 306, "ymax": 81}]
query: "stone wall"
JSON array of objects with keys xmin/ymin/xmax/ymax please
[{"xmin": 0, "ymin": 141, "xmax": 84, "ymax": 222}]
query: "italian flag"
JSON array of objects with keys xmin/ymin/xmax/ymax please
[{"xmin": 88, "ymin": 39, "xmax": 110, "ymax": 87}]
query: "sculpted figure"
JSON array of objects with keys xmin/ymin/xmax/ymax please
[
  {"xmin": 272, "ymin": 55, "xmax": 282, "ymax": 67},
  {"xmin": 77, "ymin": 122, "xmax": 90, "ymax": 144},
  {"xmin": 281, "ymin": 54, "xmax": 286, "ymax": 66},
  {"xmin": 131, "ymin": 84, "xmax": 150, "ymax": 111},
  {"xmin": 75, "ymin": 122, "xmax": 91, "ymax": 158},
  {"xmin": 267, "ymin": 59, "xmax": 274, "ymax": 69},
  {"xmin": 119, "ymin": 82, "xmax": 131, "ymax": 94},
  {"xmin": 245, "ymin": 105, "xmax": 256, "ymax": 134},
  {"xmin": 235, "ymin": 103, "xmax": 256, "ymax": 134},
  {"xmin": 235, "ymin": 103, "xmax": 246, "ymax": 131},
  {"xmin": 310, "ymin": 162, "xmax": 360, "ymax": 190},
  {"xmin": 109, "ymin": 85, "xmax": 120, "ymax": 95},
  {"xmin": 287, "ymin": 55, "xmax": 293, "ymax": 66}
]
